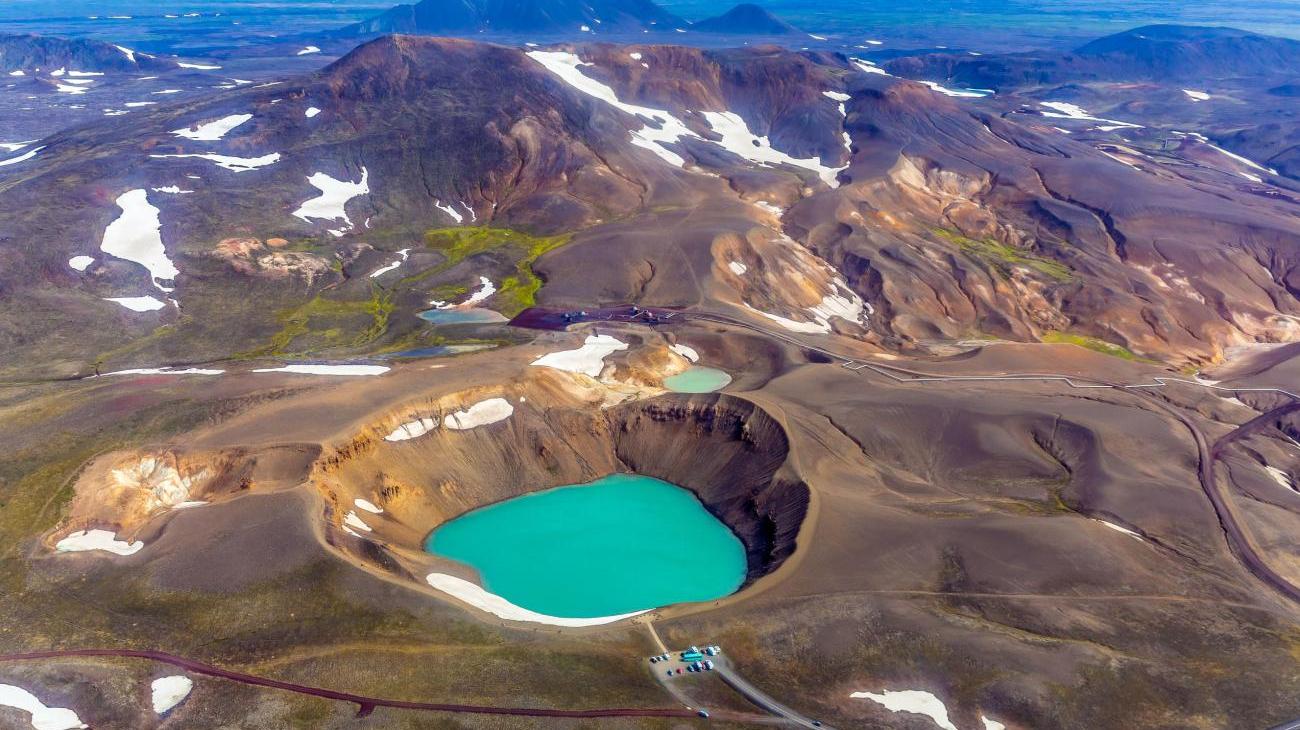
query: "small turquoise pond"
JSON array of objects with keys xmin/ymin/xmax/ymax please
[
  {"xmin": 380, "ymin": 344, "xmax": 496, "ymax": 360},
  {"xmin": 664, "ymin": 366, "xmax": 732, "ymax": 393},
  {"xmin": 425, "ymin": 474, "xmax": 747, "ymax": 618},
  {"xmin": 417, "ymin": 308, "xmax": 507, "ymax": 325}
]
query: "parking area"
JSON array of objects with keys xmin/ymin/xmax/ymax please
[{"xmin": 648, "ymin": 644, "xmax": 723, "ymax": 679}]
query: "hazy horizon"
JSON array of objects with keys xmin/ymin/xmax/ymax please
[{"xmin": 1, "ymin": 0, "xmax": 1297, "ymax": 47}]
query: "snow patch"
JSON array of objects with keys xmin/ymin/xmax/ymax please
[
  {"xmin": 100, "ymin": 189, "xmax": 177, "ymax": 292},
  {"xmin": 1095, "ymin": 519, "xmax": 1144, "ymax": 542},
  {"xmin": 852, "ymin": 58, "xmax": 892, "ymax": 76},
  {"xmin": 918, "ymin": 80, "xmax": 994, "ymax": 98},
  {"xmin": 1040, "ymin": 101, "xmax": 1142, "ymax": 129},
  {"xmin": 1183, "ymin": 89, "xmax": 1210, "ymax": 101},
  {"xmin": 305, "ymin": 106, "xmax": 321, "ymax": 118},
  {"xmin": 384, "ymin": 416, "xmax": 437, "ymax": 442},
  {"xmin": 369, "ymin": 248, "xmax": 410, "ymax": 278},
  {"xmin": 297, "ymin": 46, "xmax": 321, "ymax": 55},
  {"xmin": 0, "ymin": 685, "xmax": 87, "ymax": 730},
  {"xmin": 462, "ymin": 276, "xmax": 495, "ymax": 306},
  {"xmin": 0, "ymin": 146, "xmax": 43, "ymax": 167},
  {"xmin": 177, "ymin": 61, "xmax": 221, "ymax": 70},
  {"xmin": 1266, "ymin": 466, "xmax": 1295, "ymax": 491},
  {"xmin": 425, "ymin": 572, "xmax": 647, "ymax": 627},
  {"xmin": 56, "ymin": 529, "xmax": 143, "ymax": 556},
  {"xmin": 171, "ymin": 113, "xmax": 252, "ymax": 141},
  {"xmin": 530, "ymin": 334, "xmax": 629, "ymax": 377},
  {"xmin": 151, "ymin": 186, "xmax": 192, "ymax": 194},
  {"xmin": 982, "ymin": 717, "xmax": 1006, "ymax": 730},
  {"xmin": 528, "ymin": 50, "xmax": 699, "ymax": 168},
  {"xmin": 1204, "ymin": 143, "xmax": 1277, "ymax": 176},
  {"xmin": 68, "ymin": 255, "xmax": 94, "ymax": 271},
  {"xmin": 104, "ymin": 296, "xmax": 167, "ymax": 312},
  {"xmin": 293, "ymin": 168, "xmax": 369, "ymax": 232},
  {"xmin": 99, "ymin": 367, "xmax": 223, "ymax": 377},
  {"xmin": 355, "ymin": 498, "xmax": 384, "ymax": 514},
  {"xmin": 343, "ymin": 511, "xmax": 372, "ymax": 532},
  {"xmin": 851, "ymin": 690, "xmax": 957, "ymax": 730},
  {"xmin": 444, "ymin": 397, "xmax": 514, "ymax": 430},
  {"xmin": 251, "ymin": 364, "xmax": 389, "ymax": 376},
  {"xmin": 746, "ymin": 304, "xmax": 832, "ymax": 334},
  {"xmin": 150, "ymin": 676, "xmax": 193, "ymax": 715},
  {"xmin": 728, "ymin": 261, "xmax": 747, "ymax": 275},
  {"xmin": 670, "ymin": 343, "xmax": 699, "ymax": 362},
  {"xmin": 702, "ymin": 110, "xmax": 845, "ymax": 187},
  {"xmin": 434, "ymin": 200, "xmax": 464, "ymax": 223},
  {"xmin": 150, "ymin": 152, "xmax": 281, "ymax": 172},
  {"xmin": 435, "ymin": 276, "xmax": 496, "ymax": 309}
]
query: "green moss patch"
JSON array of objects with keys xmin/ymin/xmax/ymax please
[
  {"xmin": 935, "ymin": 229, "xmax": 1073, "ymax": 283},
  {"xmin": 243, "ymin": 285, "xmax": 394, "ymax": 358},
  {"xmin": 1043, "ymin": 332, "xmax": 1142, "ymax": 361},
  {"xmin": 411, "ymin": 227, "xmax": 571, "ymax": 316}
]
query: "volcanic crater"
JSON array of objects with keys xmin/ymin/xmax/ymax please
[{"xmin": 314, "ymin": 388, "xmax": 811, "ymax": 608}]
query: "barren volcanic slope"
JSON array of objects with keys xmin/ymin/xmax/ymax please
[
  {"xmin": 883, "ymin": 25, "xmax": 1300, "ymax": 184},
  {"xmin": 1, "ymin": 29, "xmax": 1300, "ymax": 730}
]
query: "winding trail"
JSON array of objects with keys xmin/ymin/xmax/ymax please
[
  {"xmin": 713, "ymin": 657, "xmax": 829, "ymax": 729},
  {"xmin": 0, "ymin": 649, "xmax": 702, "ymax": 720}
]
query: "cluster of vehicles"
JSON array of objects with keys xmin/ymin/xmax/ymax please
[{"xmin": 650, "ymin": 644, "xmax": 724, "ymax": 677}]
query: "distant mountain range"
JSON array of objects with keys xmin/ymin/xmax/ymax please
[
  {"xmin": 335, "ymin": 0, "xmax": 805, "ymax": 37},
  {"xmin": 337, "ymin": 0, "xmax": 685, "ymax": 35},
  {"xmin": 5, "ymin": 32, "xmax": 1299, "ymax": 373},
  {"xmin": 0, "ymin": 33, "xmax": 177, "ymax": 73},
  {"xmin": 885, "ymin": 25, "xmax": 1300, "ymax": 87}
]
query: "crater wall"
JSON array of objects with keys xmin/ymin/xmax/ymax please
[{"xmin": 314, "ymin": 391, "xmax": 809, "ymax": 585}]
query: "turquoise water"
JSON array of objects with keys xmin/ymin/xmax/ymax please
[
  {"xmin": 381, "ymin": 344, "xmax": 496, "ymax": 360},
  {"xmin": 425, "ymin": 474, "xmax": 747, "ymax": 618},
  {"xmin": 664, "ymin": 366, "xmax": 732, "ymax": 393},
  {"xmin": 417, "ymin": 308, "xmax": 507, "ymax": 325}
]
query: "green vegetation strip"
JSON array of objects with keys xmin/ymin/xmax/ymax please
[
  {"xmin": 1042, "ymin": 332, "xmax": 1142, "ymax": 361},
  {"xmin": 935, "ymin": 228, "xmax": 1073, "ymax": 283},
  {"xmin": 245, "ymin": 227, "xmax": 569, "ymax": 357},
  {"xmin": 411, "ymin": 226, "xmax": 571, "ymax": 315},
  {"xmin": 243, "ymin": 285, "xmax": 394, "ymax": 358}
]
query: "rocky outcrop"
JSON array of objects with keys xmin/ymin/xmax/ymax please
[
  {"xmin": 210, "ymin": 237, "xmax": 336, "ymax": 283},
  {"xmin": 54, "ymin": 444, "xmax": 320, "ymax": 542}
]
